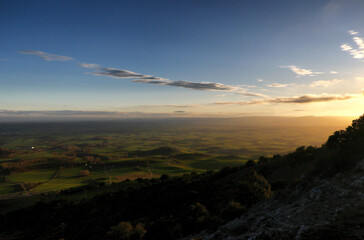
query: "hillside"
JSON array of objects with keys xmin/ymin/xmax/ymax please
[
  {"xmin": 0, "ymin": 115, "xmax": 363, "ymax": 239},
  {"xmin": 197, "ymin": 160, "xmax": 364, "ymax": 240},
  {"xmin": 196, "ymin": 116, "xmax": 364, "ymax": 240}
]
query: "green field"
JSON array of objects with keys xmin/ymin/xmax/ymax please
[{"xmin": 0, "ymin": 117, "xmax": 352, "ymax": 199}]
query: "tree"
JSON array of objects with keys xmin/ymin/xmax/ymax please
[
  {"xmin": 245, "ymin": 160, "xmax": 256, "ymax": 167},
  {"xmin": 160, "ymin": 174, "xmax": 169, "ymax": 182},
  {"xmin": 132, "ymin": 223, "xmax": 147, "ymax": 240},
  {"xmin": 107, "ymin": 222, "xmax": 147, "ymax": 240},
  {"xmin": 107, "ymin": 221, "xmax": 133, "ymax": 240},
  {"xmin": 258, "ymin": 156, "xmax": 269, "ymax": 165}
]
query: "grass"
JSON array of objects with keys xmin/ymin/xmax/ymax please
[
  {"xmin": 59, "ymin": 167, "xmax": 84, "ymax": 177},
  {"xmin": 32, "ymin": 178, "xmax": 84, "ymax": 192},
  {"xmin": 7, "ymin": 170, "xmax": 55, "ymax": 183}
]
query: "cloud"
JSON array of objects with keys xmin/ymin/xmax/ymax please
[
  {"xmin": 237, "ymin": 84, "xmax": 256, "ymax": 88},
  {"xmin": 280, "ymin": 65, "xmax": 323, "ymax": 76},
  {"xmin": 330, "ymin": 71, "xmax": 338, "ymax": 74},
  {"xmin": 0, "ymin": 110, "xmax": 179, "ymax": 120},
  {"xmin": 80, "ymin": 63, "xmax": 100, "ymax": 69},
  {"xmin": 0, "ymin": 110, "xmax": 120, "ymax": 116},
  {"xmin": 17, "ymin": 50, "xmax": 265, "ymax": 98},
  {"xmin": 215, "ymin": 92, "xmax": 363, "ymax": 105},
  {"xmin": 164, "ymin": 105, "xmax": 199, "ymax": 108},
  {"xmin": 81, "ymin": 64, "xmax": 165, "ymax": 79},
  {"xmin": 82, "ymin": 65, "xmax": 167, "ymax": 81},
  {"xmin": 353, "ymin": 36, "xmax": 364, "ymax": 49},
  {"xmin": 238, "ymin": 91, "xmax": 267, "ymax": 97},
  {"xmin": 82, "ymin": 64, "xmax": 266, "ymax": 97},
  {"xmin": 174, "ymin": 111, "xmax": 186, "ymax": 113},
  {"xmin": 263, "ymin": 94, "xmax": 359, "ymax": 104},
  {"xmin": 133, "ymin": 78, "xmax": 266, "ymax": 97},
  {"xmin": 340, "ymin": 44, "xmax": 352, "ymax": 51},
  {"xmin": 266, "ymin": 83, "xmax": 287, "ymax": 88},
  {"xmin": 309, "ymin": 79, "xmax": 343, "ymax": 87},
  {"xmin": 348, "ymin": 30, "xmax": 358, "ymax": 35},
  {"xmin": 19, "ymin": 50, "xmax": 73, "ymax": 61},
  {"xmin": 139, "ymin": 104, "xmax": 201, "ymax": 109},
  {"xmin": 341, "ymin": 31, "xmax": 364, "ymax": 59},
  {"xmin": 89, "ymin": 67, "xmax": 151, "ymax": 78},
  {"xmin": 133, "ymin": 78, "xmax": 233, "ymax": 91},
  {"xmin": 257, "ymin": 78, "xmax": 264, "ymax": 82}
]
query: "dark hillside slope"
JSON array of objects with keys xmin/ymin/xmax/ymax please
[
  {"xmin": 197, "ymin": 115, "xmax": 364, "ymax": 240},
  {"xmin": 199, "ymin": 160, "xmax": 363, "ymax": 240},
  {"xmin": 0, "ymin": 166, "xmax": 272, "ymax": 240}
]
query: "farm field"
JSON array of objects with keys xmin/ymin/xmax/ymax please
[{"xmin": 0, "ymin": 116, "xmax": 352, "ymax": 200}]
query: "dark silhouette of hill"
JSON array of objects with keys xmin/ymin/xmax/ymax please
[{"xmin": 197, "ymin": 115, "xmax": 364, "ymax": 240}]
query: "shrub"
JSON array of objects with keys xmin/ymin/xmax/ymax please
[
  {"xmin": 107, "ymin": 221, "xmax": 147, "ymax": 240},
  {"xmin": 221, "ymin": 201, "xmax": 247, "ymax": 220},
  {"xmin": 245, "ymin": 160, "xmax": 256, "ymax": 167},
  {"xmin": 107, "ymin": 221, "xmax": 133, "ymax": 240}
]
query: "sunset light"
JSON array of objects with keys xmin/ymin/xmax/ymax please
[
  {"xmin": 1, "ymin": 1, "xmax": 363, "ymax": 239},
  {"xmin": 2, "ymin": 1, "xmax": 364, "ymax": 119}
]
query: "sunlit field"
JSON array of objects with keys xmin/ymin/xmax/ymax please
[{"xmin": 0, "ymin": 117, "xmax": 352, "ymax": 200}]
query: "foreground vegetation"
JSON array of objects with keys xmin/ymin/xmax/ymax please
[{"xmin": 0, "ymin": 115, "xmax": 362, "ymax": 239}]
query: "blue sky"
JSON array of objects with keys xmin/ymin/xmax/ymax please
[{"xmin": 1, "ymin": 0, "xmax": 364, "ymax": 118}]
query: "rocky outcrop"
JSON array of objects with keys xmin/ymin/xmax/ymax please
[{"xmin": 195, "ymin": 160, "xmax": 364, "ymax": 240}]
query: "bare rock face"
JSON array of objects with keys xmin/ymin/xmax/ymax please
[
  {"xmin": 193, "ymin": 160, "xmax": 364, "ymax": 240},
  {"xmin": 355, "ymin": 159, "xmax": 364, "ymax": 171}
]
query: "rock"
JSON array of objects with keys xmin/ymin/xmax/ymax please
[
  {"xmin": 196, "ymin": 168, "xmax": 364, "ymax": 240},
  {"xmin": 355, "ymin": 159, "xmax": 364, "ymax": 171}
]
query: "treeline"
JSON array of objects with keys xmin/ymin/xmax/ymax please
[{"xmin": 255, "ymin": 114, "xmax": 364, "ymax": 190}]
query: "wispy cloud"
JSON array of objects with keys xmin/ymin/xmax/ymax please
[
  {"xmin": 89, "ymin": 67, "xmax": 151, "ymax": 79},
  {"xmin": 0, "ymin": 110, "xmax": 180, "ymax": 119},
  {"xmin": 19, "ymin": 50, "xmax": 73, "ymax": 61},
  {"xmin": 139, "ymin": 104, "xmax": 202, "ymax": 109},
  {"xmin": 80, "ymin": 63, "xmax": 100, "ymax": 69},
  {"xmin": 237, "ymin": 84, "xmax": 256, "ymax": 88},
  {"xmin": 215, "ymin": 92, "xmax": 363, "ymax": 105},
  {"xmin": 266, "ymin": 83, "xmax": 287, "ymax": 88},
  {"xmin": 82, "ymin": 64, "xmax": 266, "ymax": 97},
  {"xmin": 341, "ymin": 30, "xmax": 364, "ymax": 59},
  {"xmin": 133, "ymin": 78, "xmax": 266, "ymax": 97},
  {"xmin": 257, "ymin": 78, "xmax": 264, "ymax": 82},
  {"xmin": 348, "ymin": 30, "xmax": 358, "ymax": 35},
  {"xmin": 330, "ymin": 71, "xmax": 338, "ymax": 74},
  {"xmin": 309, "ymin": 79, "xmax": 343, "ymax": 87},
  {"xmin": 164, "ymin": 105, "xmax": 195, "ymax": 108},
  {"xmin": 133, "ymin": 78, "xmax": 235, "ymax": 91},
  {"xmin": 280, "ymin": 65, "xmax": 323, "ymax": 76},
  {"xmin": 341, "ymin": 44, "xmax": 353, "ymax": 51}
]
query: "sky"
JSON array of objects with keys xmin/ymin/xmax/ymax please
[{"xmin": 1, "ymin": 0, "xmax": 364, "ymax": 119}]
